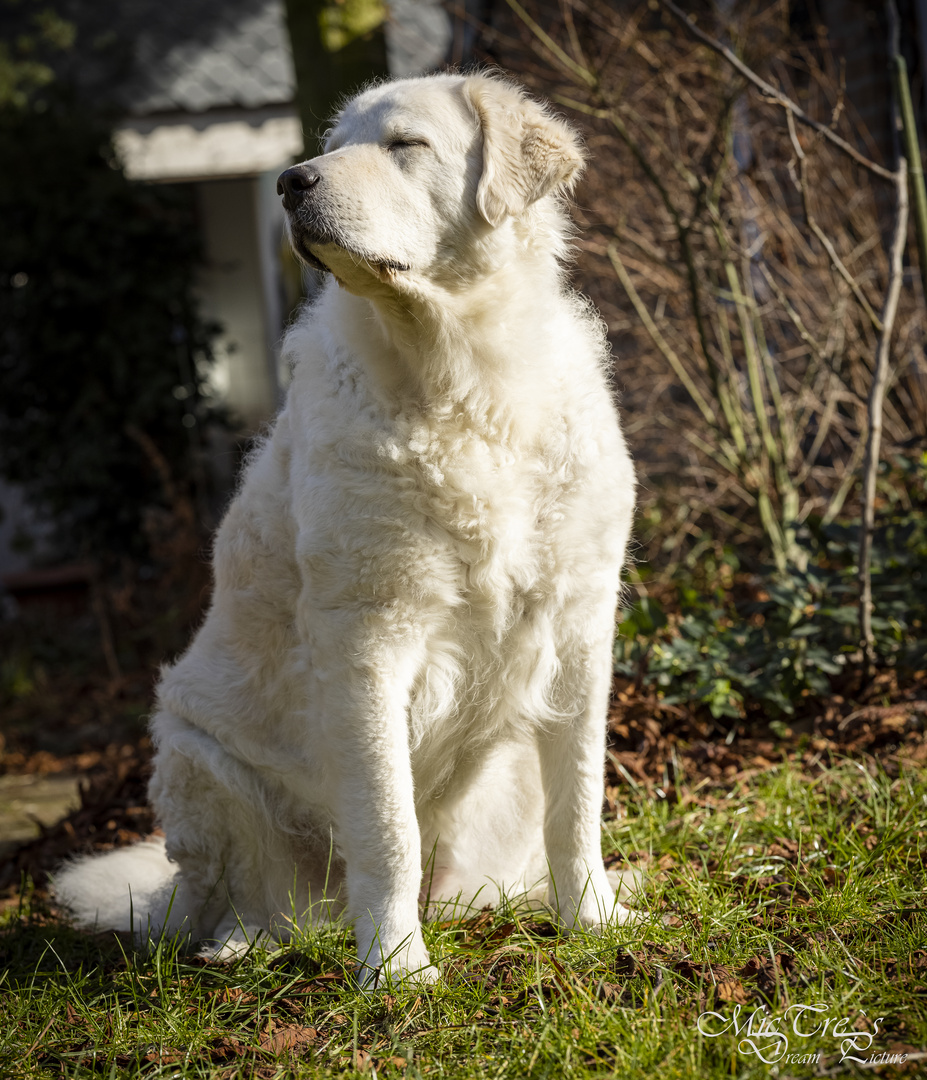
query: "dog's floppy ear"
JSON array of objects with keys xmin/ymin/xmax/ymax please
[{"xmin": 466, "ymin": 76, "xmax": 585, "ymax": 227}]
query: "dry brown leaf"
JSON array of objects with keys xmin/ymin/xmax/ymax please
[
  {"xmin": 143, "ymin": 1047, "xmax": 185, "ymax": 1065},
  {"xmin": 480, "ymin": 921, "xmax": 517, "ymax": 944},
  {"xmin": 737, "ymin": 952, "xmax": 795, "ymax": 998},
  {"xmin": 215, "ymin": 985, "xmax": 257, "ymax": 1006},
  {"xmin": 822, "ymin": 866, "xmax": 847, "ymax": 887},
  {"xmin": 596, "ymin": 981, "xmax": 623, "ymax": 1001},
  {"xmin": 716, "ymin": 979, "xmax": 749, "ymax": 1003},
  {"xmin": 768, "ymin": 837, "xmax": 799, "ymax": 860},
  {"xmin": 485, "ymin": 944, "xmax": 526, "ymax": 965},
  {"xmin": 612, "ymin": 951, "xmax": 638, "ymax": 977},
  {"xmin": 205, "ymin": 1035, "xmax": 251, "ymax": 1062},
  {"xmin": 259, "ymin": 1020, "xmax": 317, "ymax": 1056}
]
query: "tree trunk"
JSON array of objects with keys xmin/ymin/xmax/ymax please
[{"xmin": 283, "ymin": 0, "xmax": 389, "ymax": 158}]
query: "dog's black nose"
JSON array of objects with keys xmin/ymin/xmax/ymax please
[{"xmin": 277, "ymin": 165, "xmax": 321, "ymax": 211}]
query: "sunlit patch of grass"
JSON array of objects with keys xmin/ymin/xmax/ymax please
[{"xmin": 1, "ymin": 758, "xmax": 924, "ymax": 1078}]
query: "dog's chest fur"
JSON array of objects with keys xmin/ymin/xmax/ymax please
[
  {"xmin": 354, "ymin": 411, "xmax": 578, "ymax": 789},
  {"xmin": 383, "ymin": 412, "xmax": 565, "ymax": 596},
  {"xmin": 276, "ymin": 370, "xmax": 591, "ymax": 762},
  {"xmin": 291, "ymin": 345, "xmax": 580, "ymax": 603}
]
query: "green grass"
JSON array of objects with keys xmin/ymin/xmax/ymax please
[{"xmin": 2, "ymin": 758, "xmax": 925, "ymax": 1078}]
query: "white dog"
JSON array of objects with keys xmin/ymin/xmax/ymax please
[{"xmin": 55, "ymin": 72, "xmax": 637, "ymax": 983}]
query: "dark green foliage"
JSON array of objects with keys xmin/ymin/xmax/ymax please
[
  {"xmin": 616, "ymin": 454, "xmax": 927, "ymax": 719},
  {"xmin": 617, "ymin": 579, "xmax": 848, "ymax": 720},
  {"xmin": 0, "ymin": 87, "xmax": 220, "ymax": 561}
]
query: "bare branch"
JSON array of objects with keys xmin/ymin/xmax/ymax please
[
  {"xmin": 502, "ymin": 0, "xmax": 596, "ymax": 86},
  {"xmin": 786, "ymin": 111, "xmax": 884, "ymax": 333},
  {"xmin": 607, "ymin": 245, "xmax": 719, "ymax": 434},
  {"xmin": 858, "ymin": 5, "xmax": 911, "ymax": 669},
  {"xmin": 658, "ymin": 0, "xmax": 896, "ymax": 182}
]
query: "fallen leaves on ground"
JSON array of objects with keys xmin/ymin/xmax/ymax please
[
  {"xmin": 606, "ymin": 675, "xmax": 927, "ymax": 811},
  {"xmin": 258, "ymin": 1020, "xmax": 318, "ymax": 1056},
  {"xmin": 0, "ymin": 741, "xmax": 155, "ymax": 893}
]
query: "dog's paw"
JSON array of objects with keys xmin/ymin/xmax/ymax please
[
  {"xmin": 200, "ymin": 921, "xmax": 269, "ymax": 960},
  {"xmin": 554, "ymin": 882, "xmax": 643, "ymax": 933},
  {"xmin": 606, "ymin": 866, "xmax": 645, "ymax": 901},
  {"xmin": 357, "ymin": 942, "xmax": 440, "ymax": 989},
  {"xmin": 597, "ymin": 898, "xmax": 644, "ymax": 927},
  {"xmin": 357, "ymin": 958, "xmax": 441, "ymax": 989},
  {"xmin": 356, "ymin": 929, "xmax": 439, "ymax": 989}
]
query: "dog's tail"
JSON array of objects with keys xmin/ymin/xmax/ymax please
[{"xmin": 53, "ymin": 837, "xmax": 196, "ymax": 939}]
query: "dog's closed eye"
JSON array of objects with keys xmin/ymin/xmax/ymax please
[{"xmin": 386, "ymin": 137, "xmax": 430, "ymax": 153}]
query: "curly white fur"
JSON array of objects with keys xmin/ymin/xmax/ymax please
[{"xmin": 54, "ymin": 72, "xmax": 637, "ymax": 984}]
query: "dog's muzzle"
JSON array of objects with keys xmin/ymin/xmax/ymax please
[
  {"xmin": 277, "ymin": 164, "xmax": 336, "ymax": 272},
  {"xmin": 276, "ymin": 163, "xmax": 412, "ymax": 277},
  {"xmin": 277, "ymin": 165, "xmax": 321, "ymax": 212}
]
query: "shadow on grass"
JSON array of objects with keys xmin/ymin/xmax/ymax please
[{"xmin": 0, "ymin": 910, "xmax": 133, "ymax": 980}]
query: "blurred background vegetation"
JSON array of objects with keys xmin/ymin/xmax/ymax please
[
  {"xmin": 0, "ymin": 5, "xmax": 223, "ymax": 566},
  {"xmin": 482, "ymin": 0, "xmax": 926, "ymax": 722},
  {"xmin": 0, "ymin": 0, "xmax": 924, "ymax": 785}
]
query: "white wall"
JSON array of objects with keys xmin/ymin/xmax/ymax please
[{"xmin": 195, "ymin": 177, "xmax": 281, "ymax": 431}]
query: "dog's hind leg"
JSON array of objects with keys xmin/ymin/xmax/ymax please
[{"xmin": 149, "ymin": 710, "xmax": 338, "ymax": 947}]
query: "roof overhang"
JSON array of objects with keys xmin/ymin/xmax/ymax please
[{"xmin": 114, "ymin": 106, "xmax": 305, "ymax": 182}]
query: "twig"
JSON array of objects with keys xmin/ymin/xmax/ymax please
[
  {"xmin": 23, "ymin": 1015, "xmax": 56, "ymax": 1060},
  {"xmin": 859, "ymin": 6, "xmax": 911, "ymax": 674},
  {"xmin": 505, "ymin": 0, "xmax": 921, "ymax": 575},
  {"xmin": 90, "ymin": 572, "xmax": 122, "ymax": 683},
  {"xmin": 502, "ymin": 0, "xmax": 595, "ymax": 86},
  {"xmin": 891, "ymin": 12, "xmax": 927, "ymax": 302},
  {"xmin": 125, "ymin": 423, "xmax": 177, "ymax": 506},
  {"xmin": 786, "ymin": 111, "xmax": 884, "ymax": 334},
  {"xmin": 601, "ymin": 105, "xmax": 722, "ymax": 396},
  {"xmin": 794, "ymin": 380, "xmax": 838, "ymax": 486},
  {"xmin": 658, "ymin": 0, "xmax": 896, "ymax": 182},
  {"xmin": 560, "ymin": 0, "xmax": 589, "ymax": 77},
  {"xmin": 821, "ymin": 425, "xmax": 868, "ymax": 527},
  {"xmin": 757, "ymin": 263, "xmax": 824, "ymax": 359},
  {"xmin": 607, "ymin": 245, "xmax": 717, "ymax": 430},
  {"xmin": 512, "ymin": 22, "xmax": 724, "ymax": 398}
]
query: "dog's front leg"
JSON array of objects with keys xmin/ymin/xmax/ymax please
[
  {"xmin": 315, "ymin": 637, "xmax": 437, "ymax": 987},
  {"xmin": 538, "ymin": 633, "xmax": 636, "ymax": 931},
  {"xmin": 343, "ymin": 715, "xmax": 436, "ymax": 985}
]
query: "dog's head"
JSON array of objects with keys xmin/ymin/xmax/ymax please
[{"xmin": 277, "ymin": 73, "xmax": 584, "ymax": 293}]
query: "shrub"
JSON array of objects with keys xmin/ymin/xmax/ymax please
[
  {"xmin": 616, "ymin": 454, "xmax": 927, "ymax": 718},
  {"xmin": 0, "ymin": 80, "xmax": 220, "ymax": 563}
]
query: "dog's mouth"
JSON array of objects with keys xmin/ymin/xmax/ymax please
[
  {"xmin": 287, "ymin": 213, "xmax": 339, "ymax": 274},
  {"xmin": 287, "ymin": 212, "xmax": 411, "ymax": 278},
  {"xmin": 295, "ymin": 242, "xmax": 332, "ymax": 275},
  {"xmin": 373, "ymin": 258, "xmax": 412, "ymax": 273},
  {"xmin": 295, "ymin": 237, "xmax": 412, "ymax": 278}
]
